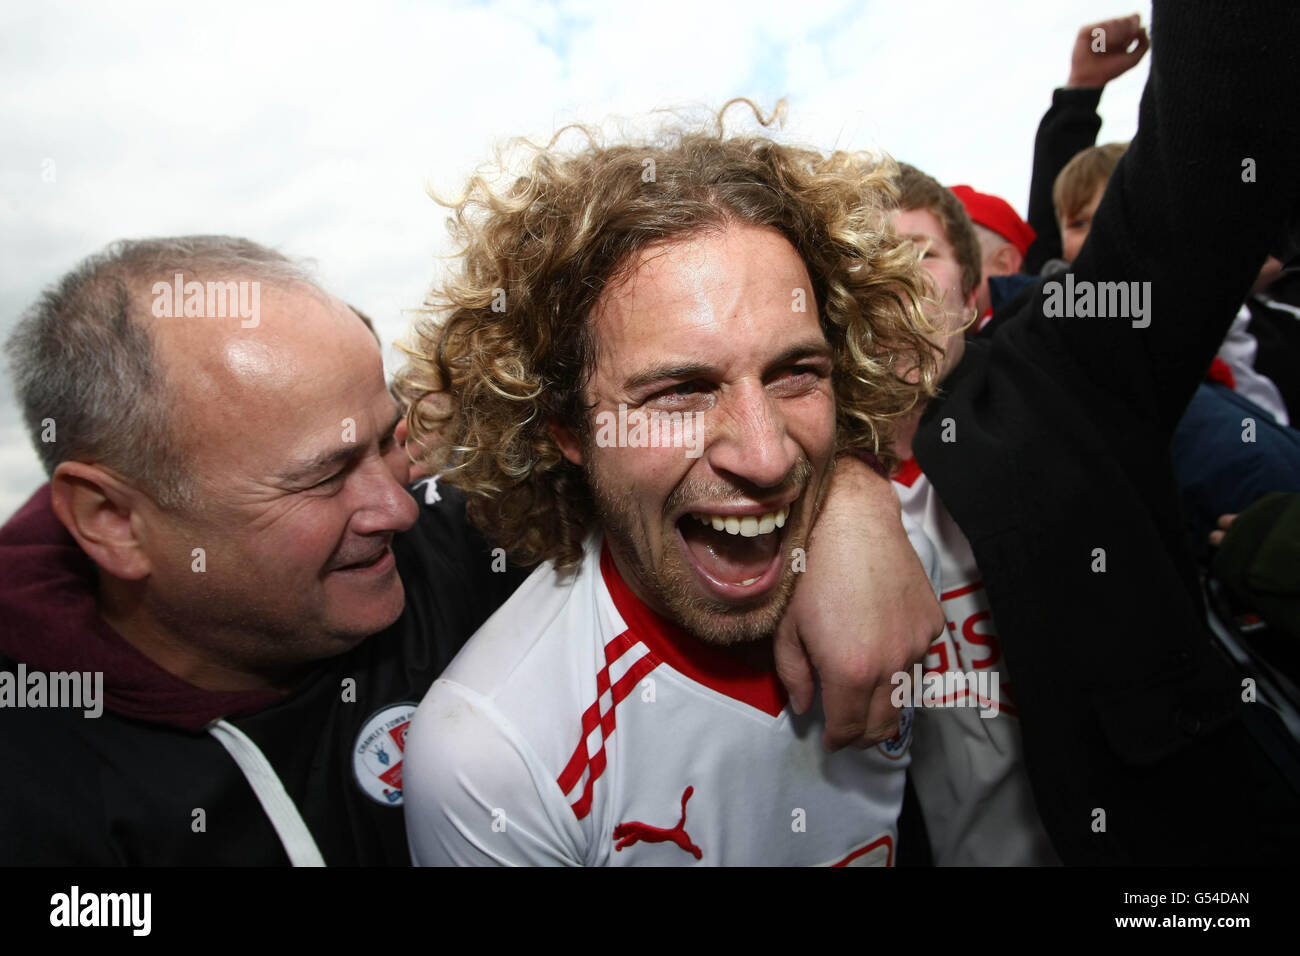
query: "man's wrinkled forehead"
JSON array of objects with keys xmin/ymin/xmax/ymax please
[
  {"xmin": 586, "ymin": 226, "xmax": 821, "ymax": 382},
  {"xmin": 156, "ymin": 285, "xmax": 387, "ymax": 461}
]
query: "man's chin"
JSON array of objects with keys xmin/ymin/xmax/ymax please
[
  {"xmin": 685, "ymin": 609, "xmax": 783, "ymax": 647},
  {"xmin": 662, "ymin": 572, "xmax": 796, "ymax": 647},
  {"xmin": 324, "ymin": 576, "xmax": 407, "ymax": 644}
]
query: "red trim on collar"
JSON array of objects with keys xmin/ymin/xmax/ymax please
[
  {"xmin": 599, "ymin": 543, "xmax": 787, "ymax": 718},
  {"xmin": 892, "ymin": 457, "xmax": 924, "ymax": 488},
  {"xmin": 1207, "ymin": 356, "xmax": 1237, "ymax": 389}
]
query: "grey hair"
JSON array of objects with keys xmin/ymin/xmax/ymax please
[{"xmin": 5, "ymin": 235, "xmax": 318, "ymax": 509}]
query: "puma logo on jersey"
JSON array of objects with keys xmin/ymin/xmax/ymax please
[{"xmin": 613, "ymin": 786, "xmax": 703, "ymax": 859}]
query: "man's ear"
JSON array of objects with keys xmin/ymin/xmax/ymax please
[
  {"xmin": 549, "ymin": 420, "xmax": 584, "ymax": 466},
  {"xmin": 49, "ymin": 462, "xmax": 154, "ymax": 581},
  {"xmin": 990, "ymin": 243, "xmax": 1023, "ymax": 277}
]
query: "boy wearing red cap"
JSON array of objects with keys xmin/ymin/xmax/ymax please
[{"xmin": 949, "ymin": 184, "xmax": 1037, "ymax": 326}]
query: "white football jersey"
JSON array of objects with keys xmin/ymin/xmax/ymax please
[
  {"xmin": 405, "ymin": 530, "xmax": 940, "ymax": 867},
  {"xmin": 892, "ymin": 458, "xmax": 1059, "ymax": 865}
]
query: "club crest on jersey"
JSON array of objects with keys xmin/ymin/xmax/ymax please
[
  {"xmin": 878, "ymin": 704, "xmax": 914, "ymax": 759},
  {"xmin": 353, "ymin": 702, "xmax": 417, "ymax": 806}
]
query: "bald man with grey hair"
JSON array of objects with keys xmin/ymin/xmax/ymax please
[
  {"xmin": 8, "ymin": 237, "xmax": 318, "ymax": 509},
  {"xmin": 0, "ymin": 235, "xmax": 523, "ymax": 864}
]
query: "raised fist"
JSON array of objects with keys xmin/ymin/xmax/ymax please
[{"xmin": 1067, "ymin": 13, "xmax": 1150, "ymax": 89}]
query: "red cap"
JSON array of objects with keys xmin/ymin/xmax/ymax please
[{"xmin": 949, "ymin": 185, "xmax": 1036, "ymax": 257}]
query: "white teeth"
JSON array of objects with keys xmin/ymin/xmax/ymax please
[
  {"xmin": 739, "ymin": 576, "xmax": 760, "ymax": 586},
  {"xmin": 689, "ymin": 506, "xmax": 792, "ymax": 537}
]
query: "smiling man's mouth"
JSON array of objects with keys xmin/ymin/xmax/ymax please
[
  {"xmin": 329, "ymin": 537, "xmax": 396, "ymax": 575},
  {"xmin": 676, "ymin": 505, "xmax": 791, "ymax": 597}
]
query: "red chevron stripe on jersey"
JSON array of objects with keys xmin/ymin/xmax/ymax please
[
  {"xmin": 557, "ymin": 629, "xmax": 660, "ymax": 819},
  {"xmin": 598, "ymin": 544, "xmax": 786, "ymax": 718}
]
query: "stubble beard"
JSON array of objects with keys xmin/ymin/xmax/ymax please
[{"xmin": 585, "ymin": 453, "xmax": 820, "ymax": 647}]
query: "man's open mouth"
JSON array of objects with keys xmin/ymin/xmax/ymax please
[{"xmin": 676, "ymin": 504, "xmax": 791, "ymax": 600}]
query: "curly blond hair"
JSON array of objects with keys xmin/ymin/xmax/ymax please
[{"xmin": 398, "ymin": 101, "xmax": 939, "ymax": 570}]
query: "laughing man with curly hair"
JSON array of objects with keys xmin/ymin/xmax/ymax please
[{"xmin": 401, "ymin": 103, "xmax": 945, "ymax": 866}]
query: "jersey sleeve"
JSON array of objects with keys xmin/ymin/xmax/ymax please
[
  {"xmin": 403, "ymin": 679, "xmax": 585, "ymax": 866},
  {"xmin": 407, "ymin": 476, "xmax": 531, "ymax": 623}
]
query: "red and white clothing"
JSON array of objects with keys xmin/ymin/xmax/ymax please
[
  {"xmin": 404, "ymin": 531, "xmax": 938, "ymax": 866},
  {"xmin": 1217, "ymin": 306, "xmax": 1289, "ymax": 426},
  {"xmin": 892, "ymin": 458, "xmax": 1059, "ymax": 865}
]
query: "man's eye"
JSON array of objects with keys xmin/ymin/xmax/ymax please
[
  {"xmin": 783, "ymin": 365, "xmax": 822, "ymax": 381},
  {"xmin": 310, "ymin": 470, "xmax": 346, "ymax": 491},
  {"xmin": 770, "ymin": 365, "xmax": 824, "ymax": 392},
  {"xmin": 653, "ymin": 381, "xmax": 704, "ymax": 400},
  {"xmin": 644, "ymin": 380, "xmax": 712, "ymax": 410}
]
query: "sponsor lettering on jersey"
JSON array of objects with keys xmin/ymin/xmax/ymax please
[{"xmin": 933, "ymin": 581, "xmax": 1018, "ymax": 716}]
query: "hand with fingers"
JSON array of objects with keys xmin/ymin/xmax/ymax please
[
  {"xmin": 1067, "ymin": 13, "xmax": 1150, "ymax": 89},
  {"xmin": 774, "ymin": 457, "xmax": 944, "ymax": 751},
  {"xmin": 1209, "ymin": 512, "xmax": 1238, "ymax": 548}
]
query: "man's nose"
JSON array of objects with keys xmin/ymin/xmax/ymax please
[
  {"xmin": 704, "ymin": 382, "xmax": 799, "ymax": 489},
  {"xmin": 352, "ymin": 455, "xmax": 419, "ymax": 535}
]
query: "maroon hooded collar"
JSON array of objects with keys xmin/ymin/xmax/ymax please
[{"xmin": 0, "ymin": 486, "xmax": 282, "ymax": 732}]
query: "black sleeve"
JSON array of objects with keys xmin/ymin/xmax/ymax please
[
  {"xmin": 1022, "ymin": 86, "xmax": 1104, "ymax": 275},
  {"xmin": 456, "ymin": 502, "xmax": 534, "ymax": 625},
  {"xmin": 398, "ymin": 478, "xmax": 530, "ymax": 639},
  {"xmin": 0, "ymin": 702, "xmax": 121, "ymax": 865},
  {"xmin": 1019, "ymin": 0, "xmax": 1300, "ymax": 441}
]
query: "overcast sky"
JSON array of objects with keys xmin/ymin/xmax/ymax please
[{"xmin": 0, "ymin": 0, "xmax": 1150, "ymax": 518}]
